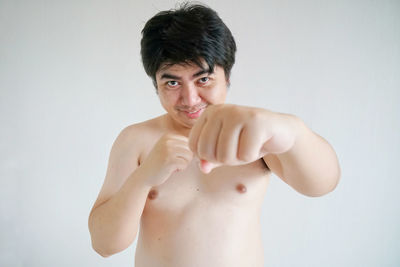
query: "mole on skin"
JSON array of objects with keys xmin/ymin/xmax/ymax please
[
  {"xmin": 148, "ymin": 189, "xmax": 158, "ymax": 200},
  {"xmin": 236, "ymin": 183, "xmax": 247, "ymax": 193}
]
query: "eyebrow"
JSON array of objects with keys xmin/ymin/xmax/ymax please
[{"xmin": 160, "ymin": 69, "xmax": 212, "ymax": 80}]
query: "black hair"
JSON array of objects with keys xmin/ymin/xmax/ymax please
[{"xmin": 140, "ymin": 2, "xmax": 236, "ymax": 89}]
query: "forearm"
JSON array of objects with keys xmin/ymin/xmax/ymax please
[
  {"xmin": 88, "ymin": 166, "xmax": 151, "ymax": 257},
  {"xmin": 275, "ymin": 116, "xmax": 341, "ymax": 197}
]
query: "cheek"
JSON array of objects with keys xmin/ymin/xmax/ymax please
[
  {"xmin": 202, "ymin": 86, "xmax": 227, "ymax": 103},
  {"xmin": 160, "ymin": 91, "xmax": 180, "ymax": 107}
]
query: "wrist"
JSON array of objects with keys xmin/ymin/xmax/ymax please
[
  {"xmin": 261, "ymin": 112, "xmax": 303, "ymax": 155},
  {"xmin": 136, "ymin": 160, "xmax": 173, "ymax": 188},
  {"xmin": 133, "ymin": 163, "xmax": 157, "ymax": 189},
  {"xmin": 281, "ymin": 114, "xmax": 308, "ymax": 155}
]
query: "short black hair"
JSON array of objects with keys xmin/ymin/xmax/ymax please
[{"xmin": 140, "ymin": 2, "xmax": 236, "ymax": 89}]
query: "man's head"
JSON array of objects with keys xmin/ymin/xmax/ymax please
[{"xmin": 140, "ymin": 2, "xmax": 236, "ymax": 90}]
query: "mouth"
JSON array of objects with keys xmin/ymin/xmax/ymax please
[{"xmin": 180, "ymin": 106, "xmax": 207, "ymax": 119}]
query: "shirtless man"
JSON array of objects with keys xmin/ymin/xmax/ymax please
[{"xmin": 88, "ymin": 3, "xmax": 340, "ymax": 267}]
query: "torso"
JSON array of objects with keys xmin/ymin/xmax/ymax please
[{"xmin": 132, "ymin": 115, "xmax": 271, "ymax": 267}]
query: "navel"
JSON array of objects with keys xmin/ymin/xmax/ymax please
[
  {"xmin": 148, "ymin": 189, "xmax": 158, "ymax": 200},
  {"xmin": 236, "ymin": 183, "xmax": 247, "ymax": 194}
]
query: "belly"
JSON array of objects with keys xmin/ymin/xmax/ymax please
[{"xmin": 135, "ymin": 159, "xmax": 270, "ymax": 267}]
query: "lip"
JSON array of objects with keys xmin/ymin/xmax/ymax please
[{"xmin": 182, "ymin": 107, "xmax": 206, "ymax": 119}]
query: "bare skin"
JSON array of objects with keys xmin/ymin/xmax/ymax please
[
  {"xmin": 134, "ymin": 117, "xmax": 269, "ymax": 267},
  {"xmin": 88, "ymin": 63, "xmax": 341, "ymax": 266}
]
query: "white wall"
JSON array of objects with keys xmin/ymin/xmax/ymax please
[{"xmin": 1, "ymin": 0, "xmax": 399, "ymax": 266}]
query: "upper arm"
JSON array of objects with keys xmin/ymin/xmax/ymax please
[{"xmin": 90, "ymin": 125, "xmax": 142, "ymax": 212}]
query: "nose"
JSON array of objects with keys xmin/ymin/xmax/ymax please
[{"xmin": 180, "ymin": 83, "xmax": 201, "ymax": 106}]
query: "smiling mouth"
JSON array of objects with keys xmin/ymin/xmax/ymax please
[
  {"xmin": 179, "ymin": 106, "xmax": 207, "ymax": 119},
  {"xmin": 179, "ymin": 105, "xmax": 207, "ymax": 113}
]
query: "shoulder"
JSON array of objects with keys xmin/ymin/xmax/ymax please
[
  {"xmin": 90, "ymin": 115, "xmax": 165, "ymax": 209},
  {"xmin": 120, "ymin": 115, "xmax": 165, "ymax": 141},
  {"xmin": 125, "ymin": 115, "xmax": 165, "ymax": 133},
  {"xmin": 113, "ymin": 115, "xmax": 164, "ymax": 154}
]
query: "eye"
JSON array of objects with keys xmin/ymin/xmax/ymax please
[
  {"xmin": 198, "ymin": 77, "xmax": 209, "ymax": 84},
  {"xmin": 166, "ymin": 81, "xmax": 179, "ymax": 87}
]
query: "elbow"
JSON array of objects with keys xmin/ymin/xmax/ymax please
[
  {"xmin": 303, "ymin": 169, "xmax": 341, "ymax": 198},
  {"xmin": 92, "ymin": 245, "xmax": 112, "ymax": 258},
  {"xmin": 90, "ymin": 236, "xmax": 134, "ymax": 258},
  {"xmin": 88, "ymin": 214, "xmax": 111, "ymax": 257},
  {"xmin": 303, "ymin": 183, "xmax": 338, "ymax": 197},
  {"xmin": 87, "ymin": 217, "xmax": 118, "ymax": 258},
  {"xmin": 89, "ymin": 230, "xmax": 117, "ymax": 258},
  {"xmin": 88, "ymin": 216, "xmax": 138, "ymax": 258},
  {"xmin": 322, "ymin": 164, "xmax": 341, "ymax": 196},
  {"xmin": 91, "ymin": 237, "xmax": 135, "ymax": 258}
]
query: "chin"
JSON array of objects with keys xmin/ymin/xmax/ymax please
[
  {"xmin": 168, "ymin": 113, "xmax": 195, "ymax": 130},
  {"xmin": 180, "ymin": 119, "xmax": 196, "ymax": 129}
]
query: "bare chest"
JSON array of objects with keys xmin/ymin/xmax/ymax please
[
  {"xmin": 142, "ymin": 157, "xmax": 270, "ymax": 214},
  {"xmin": 137, "ymin": 157, "xmax": 270, "ymax": 266}
]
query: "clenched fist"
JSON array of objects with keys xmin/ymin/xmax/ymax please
[
  {"xmin": 188, "ymin": 104, "xmax": 297, "ymax": 173},
  {"xmin": 141, "ymin": 133, "xmax": 193, "ymax": 187}
]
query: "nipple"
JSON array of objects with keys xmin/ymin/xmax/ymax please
[
  {"xmin": 148, "ymin": 189, "xmax": 158, "ymax": 200},
  {"xmin": 236, "ymin": 183, "xmax": 247, "ymax": 194}
]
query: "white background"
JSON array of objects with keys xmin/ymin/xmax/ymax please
[{"xmin": 1, "ymin": 0, "xmax": 399, "ymax": 266}]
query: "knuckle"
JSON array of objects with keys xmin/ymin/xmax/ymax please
[
  {"xmin": 237, "ymin": 150, "xmax": 254, "ymax": 162},
  {"xmin": 197, "ymin": 148, "xmax": 208, "ymax": 161},
  {"xmin": 217, "ymin": 151, "xmax": 233, "ymax": 165},
  {"xmin": 197, "ymin": 141, "xmax": 210, "ymax": 157}
]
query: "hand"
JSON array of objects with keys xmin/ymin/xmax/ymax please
[
  {"xmin": 140, "ymin": 133, "xmax": 193, "ymax": 186},
  {"xmin": 189, "ymin": 104, "xmax": 297, "ymax": 173}
]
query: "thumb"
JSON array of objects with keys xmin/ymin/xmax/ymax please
[{"xmin": 199, "ymin": 159, "xmax": 220, "ymax": 174}]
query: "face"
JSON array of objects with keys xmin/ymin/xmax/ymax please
[{"xmin": 155, "ymin": 61, "xmax": 228, "ymax": 130}]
